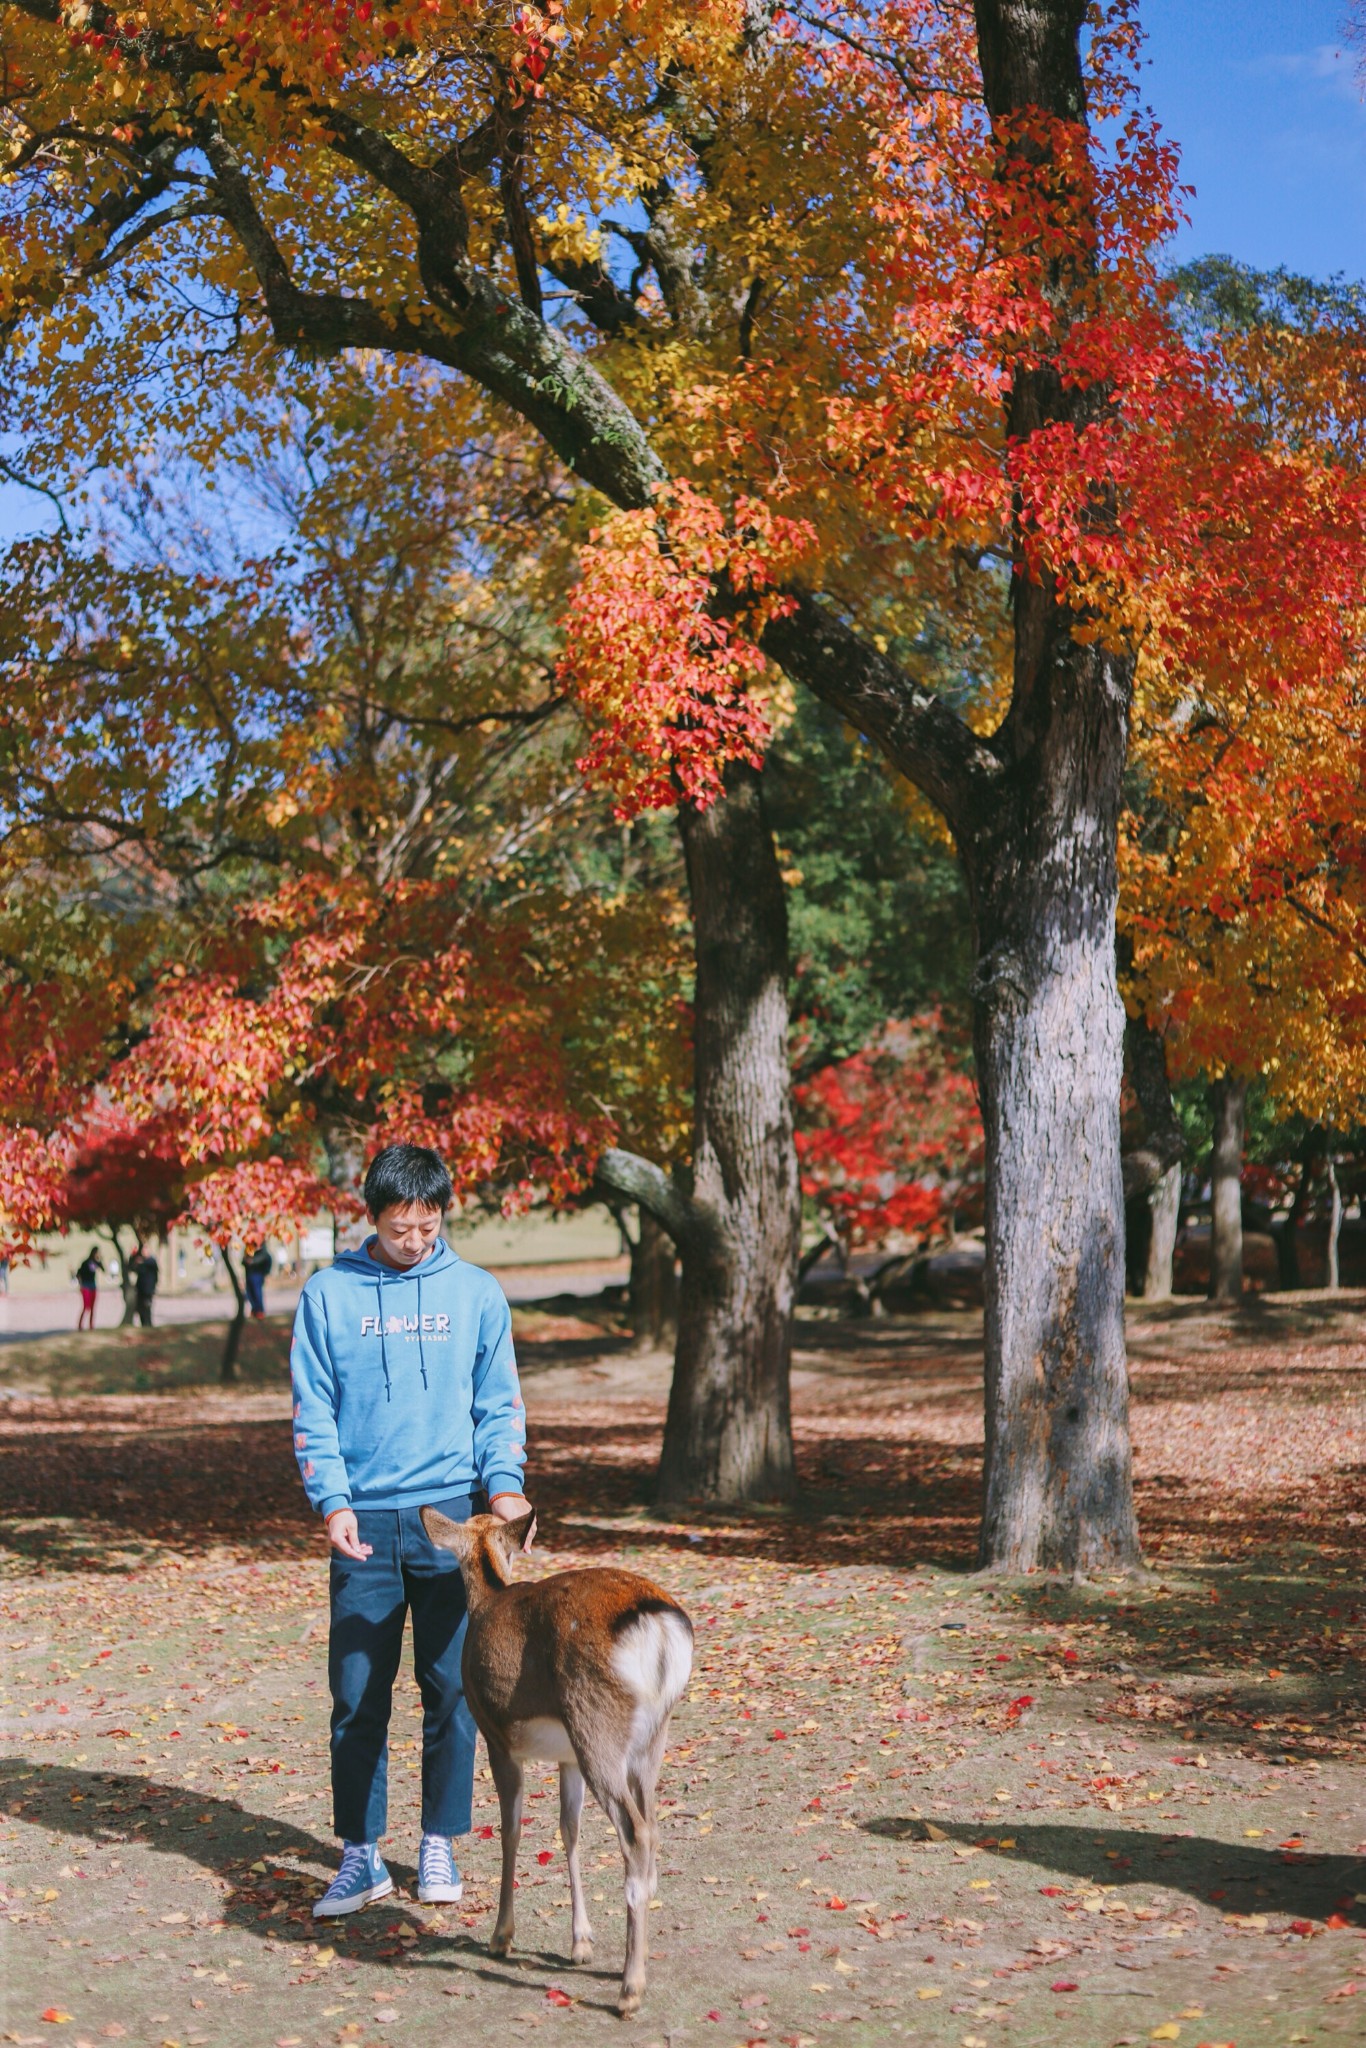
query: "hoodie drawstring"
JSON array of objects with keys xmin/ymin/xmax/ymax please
[
  {"xmin": 378, "ymin": 1274, "xmax": 392, "ymax": 1401},
  {"xmin": 370, "ymin": 1251, "xmax": 436, "ymax": 1399}
]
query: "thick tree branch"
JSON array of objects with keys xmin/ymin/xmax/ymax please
[
  {"xmin": 591, "ymin": 1147, "xmax": 717, "ymax": 1252},
  {"xmin": 190, "ymin": 119, "xmax": 665, "ymax": 507},
  {"xmin": 759, "ymin": 593, "xmax": 1002, "ymax": 835},
  {"xmin": 497, "ymin": 99, "xmax": 542, "ymax": 319}
]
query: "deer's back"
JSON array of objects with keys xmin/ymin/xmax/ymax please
[{"xmin": 464, "ymin": 1566, "xmax": 694, "ymax": 1745}]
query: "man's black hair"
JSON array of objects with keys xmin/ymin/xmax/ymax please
[{"xmin": 363, "ymin": 1143, "xmax": 453, "ymax": 1217}]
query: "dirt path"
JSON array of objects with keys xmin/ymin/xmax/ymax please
[{"xmin": 1, "ymin": 1297, "xmax": 1363, "ymax": 2047}]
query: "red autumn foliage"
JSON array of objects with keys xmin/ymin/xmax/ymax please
[
  {"xmin": 0, "ymin": 872, "xmax": 616, "ymax": 1258},
  {"xmin": 58, "ymin": 1109, "xmax": 185, "ymax": 1243},
  {"xmin": 559, "ymin": 485, "xmax": 813, "ymax": 818},
  {"xmin": 794, "ymin": 1016, "xmax": 983, "ymax": 1255}
]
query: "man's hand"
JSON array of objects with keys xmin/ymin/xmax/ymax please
[
  {"xmin": 325, "ymin": 1508, "xmax": 372, "ymax": 1560},
  {"xmin": 490, "ymin": 1493, "xmax": 536, "ymax": 1551}
]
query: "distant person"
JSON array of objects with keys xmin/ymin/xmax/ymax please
[
  {"xmin": 76, "ymin": 1246, "xmax": 103, "ymax": 1329},
  {"xmin": 244, "ymin": 1243, "xmax": 272, "ymax": 1319},
  {"xmin": 131, "ymin": 1244, "xmax": 159, "ymax": 1327}
]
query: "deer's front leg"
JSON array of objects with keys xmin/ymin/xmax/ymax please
[
  {"xmin": 559, "ymin": 1761, "xmax": 593, "ymax": 1963},
  {"xmin": 488, "ymin": 1742, "xmax": 523, "ymax": 1958}
]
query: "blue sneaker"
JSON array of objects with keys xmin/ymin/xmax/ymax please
[
  {"xmin": 312, "ymin": 1841, "xmax": 394, "ymax": 1918},
  {"xmin": 417, "ymin": 1832, "xmax": 463, "ymax": 1904}
]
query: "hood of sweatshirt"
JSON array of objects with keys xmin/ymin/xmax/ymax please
[{"xmin": 289, "ymin": 1236, "xmax": 526, "ymax": 1518}]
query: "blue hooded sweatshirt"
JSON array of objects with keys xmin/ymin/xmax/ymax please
[{"xmin": 289, "ymin": 1238, "xmax": 526, "ymax": 1520}]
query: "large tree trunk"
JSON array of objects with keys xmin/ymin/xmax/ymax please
[
  {"xmin": 1207, "ymin": 1076, "xmax": 1246, "ymax": 1304},
  {"xmin": 108, "ymin": 1228, "xmax": 138, "ymax": 1326},
  {"xmin": 963, "ymin": 0, "xmax": 1140, "ymax": 1574},
  {"xmin": 593, "ymin": 762, "xmax": 800, "ymax": 1504},
  {"xmin": 657, "ymin": 763, "xmax": 800, "ymax": 1502},
  {"xmin": 965, "ymin": 651, "xmax": 1136, "ymax": 1572}
]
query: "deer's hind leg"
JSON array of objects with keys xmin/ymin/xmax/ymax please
[
  {"xmin": 559, "ymin": 1760, "xmax": 594, "ymax": 1964},
  {"xmin": 580, "ymin": 1762, "xmax": 652, "ymax": 2018},
  {"xmin": 628, "ymin": 1718, "xmax": 669, "ymax": 1901},
  {"xmin": 487, "ymin": 1739, "xmax": 523, "ymax": 1958}
]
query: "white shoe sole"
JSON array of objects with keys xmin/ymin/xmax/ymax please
[
  {"xmin": 417, "ymin": 1880, "xmax": 464, "ymax": 1903},
  {"xmin": 313, "ymin": 1874, "xmax": 394, "ymax": 1918}
]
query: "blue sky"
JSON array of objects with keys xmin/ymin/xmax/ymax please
[{"xmin": 1143, "ymin": 0, "xmax": 1364, "ymax": 277}]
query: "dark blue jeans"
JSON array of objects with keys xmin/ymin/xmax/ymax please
[{"xmin": 328, "ymin": 1492, "xmax": 481, "ymax": 1845}]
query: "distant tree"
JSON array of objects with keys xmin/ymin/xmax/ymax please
[
  {"xmin": 1123, "ymin": 260, "xmax": 1366, "ymax": 1302},
  {"xmin": 179, "ymin": 1160, "xmax": 362, "ymax": 1383},
  {"xmin": 57, "ymin": 1111, "xmax": 185, "ymax": 1324}
]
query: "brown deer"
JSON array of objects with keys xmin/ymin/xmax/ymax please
[{"xmin": 419, "ymin": 1505, "xmax": 693, "ymax": 2017}]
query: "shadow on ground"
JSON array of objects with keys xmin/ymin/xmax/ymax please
[
  {"xmin": 862, "ymin": 1813, "xmax": 1366, "ymax": 1925},
  {"xmin": 0, "ymin": 1757, "xmax": 630, "ymax": 2011}
]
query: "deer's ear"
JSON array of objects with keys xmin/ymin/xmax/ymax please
[
  {"xmin": 420, "ymin": 1505, "xmax": 472, "ymax": 1555},
  {"xmin": 494, "ymin": 1509, "xmax": 536, "ymax": 1559}
]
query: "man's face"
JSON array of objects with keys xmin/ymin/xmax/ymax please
[{"xmin": 369, "ymin": 1201, "xmax": 445, "ymax": 1270}]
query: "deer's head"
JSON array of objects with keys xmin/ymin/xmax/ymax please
[{"xmin": 421, "ymin": 1506, "xmax": 536, "ymax": 1586}]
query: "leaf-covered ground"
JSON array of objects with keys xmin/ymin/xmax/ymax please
[{"xmin": 1, "ymin": 1294, "xmax": 1364, "ymax": 2048}]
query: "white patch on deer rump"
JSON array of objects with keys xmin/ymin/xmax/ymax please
[
  {"xmin": 507, "ymin": 1716, "xmax": 578, "ymax": 1764},
  {"xmin": 610, "ymin": 1608, "xmax": 693, "ymax": 1715}
]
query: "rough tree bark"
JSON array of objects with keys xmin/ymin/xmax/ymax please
[
  {"xmin": 1207, "ymin": 1076, "xmax": 1246, "ymax": 1304},
  {"xmin": 962, "ymin": 0, "xmax": 1140, "ymax": 1572},
  {"xmin": 595, "ymin": 762, "xmax": 800, "ymax": 1503},
  {"xmin": 963, "ymin": 653, "xmax": 1135, "ymax": 1570}
]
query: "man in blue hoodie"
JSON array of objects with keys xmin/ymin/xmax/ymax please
[{"xmin": 290, "ymin": 1143, "xmax": 531, "ymax": 1917}]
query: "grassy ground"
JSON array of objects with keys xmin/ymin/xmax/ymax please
[{"xmin": 1, "ymin": 1294, "xmax": 1363, "ymax": 2048}]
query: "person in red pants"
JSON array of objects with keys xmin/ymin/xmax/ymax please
[{"xmin": 75, "ymin": 1246, "xmax": 103, "ymax": 1329}]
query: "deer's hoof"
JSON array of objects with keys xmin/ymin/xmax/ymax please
[
  {"xmin": 489, "ymin": 1931, "xmax": 514, "ymax": 1958},
  {"xmin": 571, "ymin": 1937, "xmax": 594, "ymax": 1964},
  {"xmin": 617, "ymin": 1988, "xmax": 643, "ymax": 2019}
]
